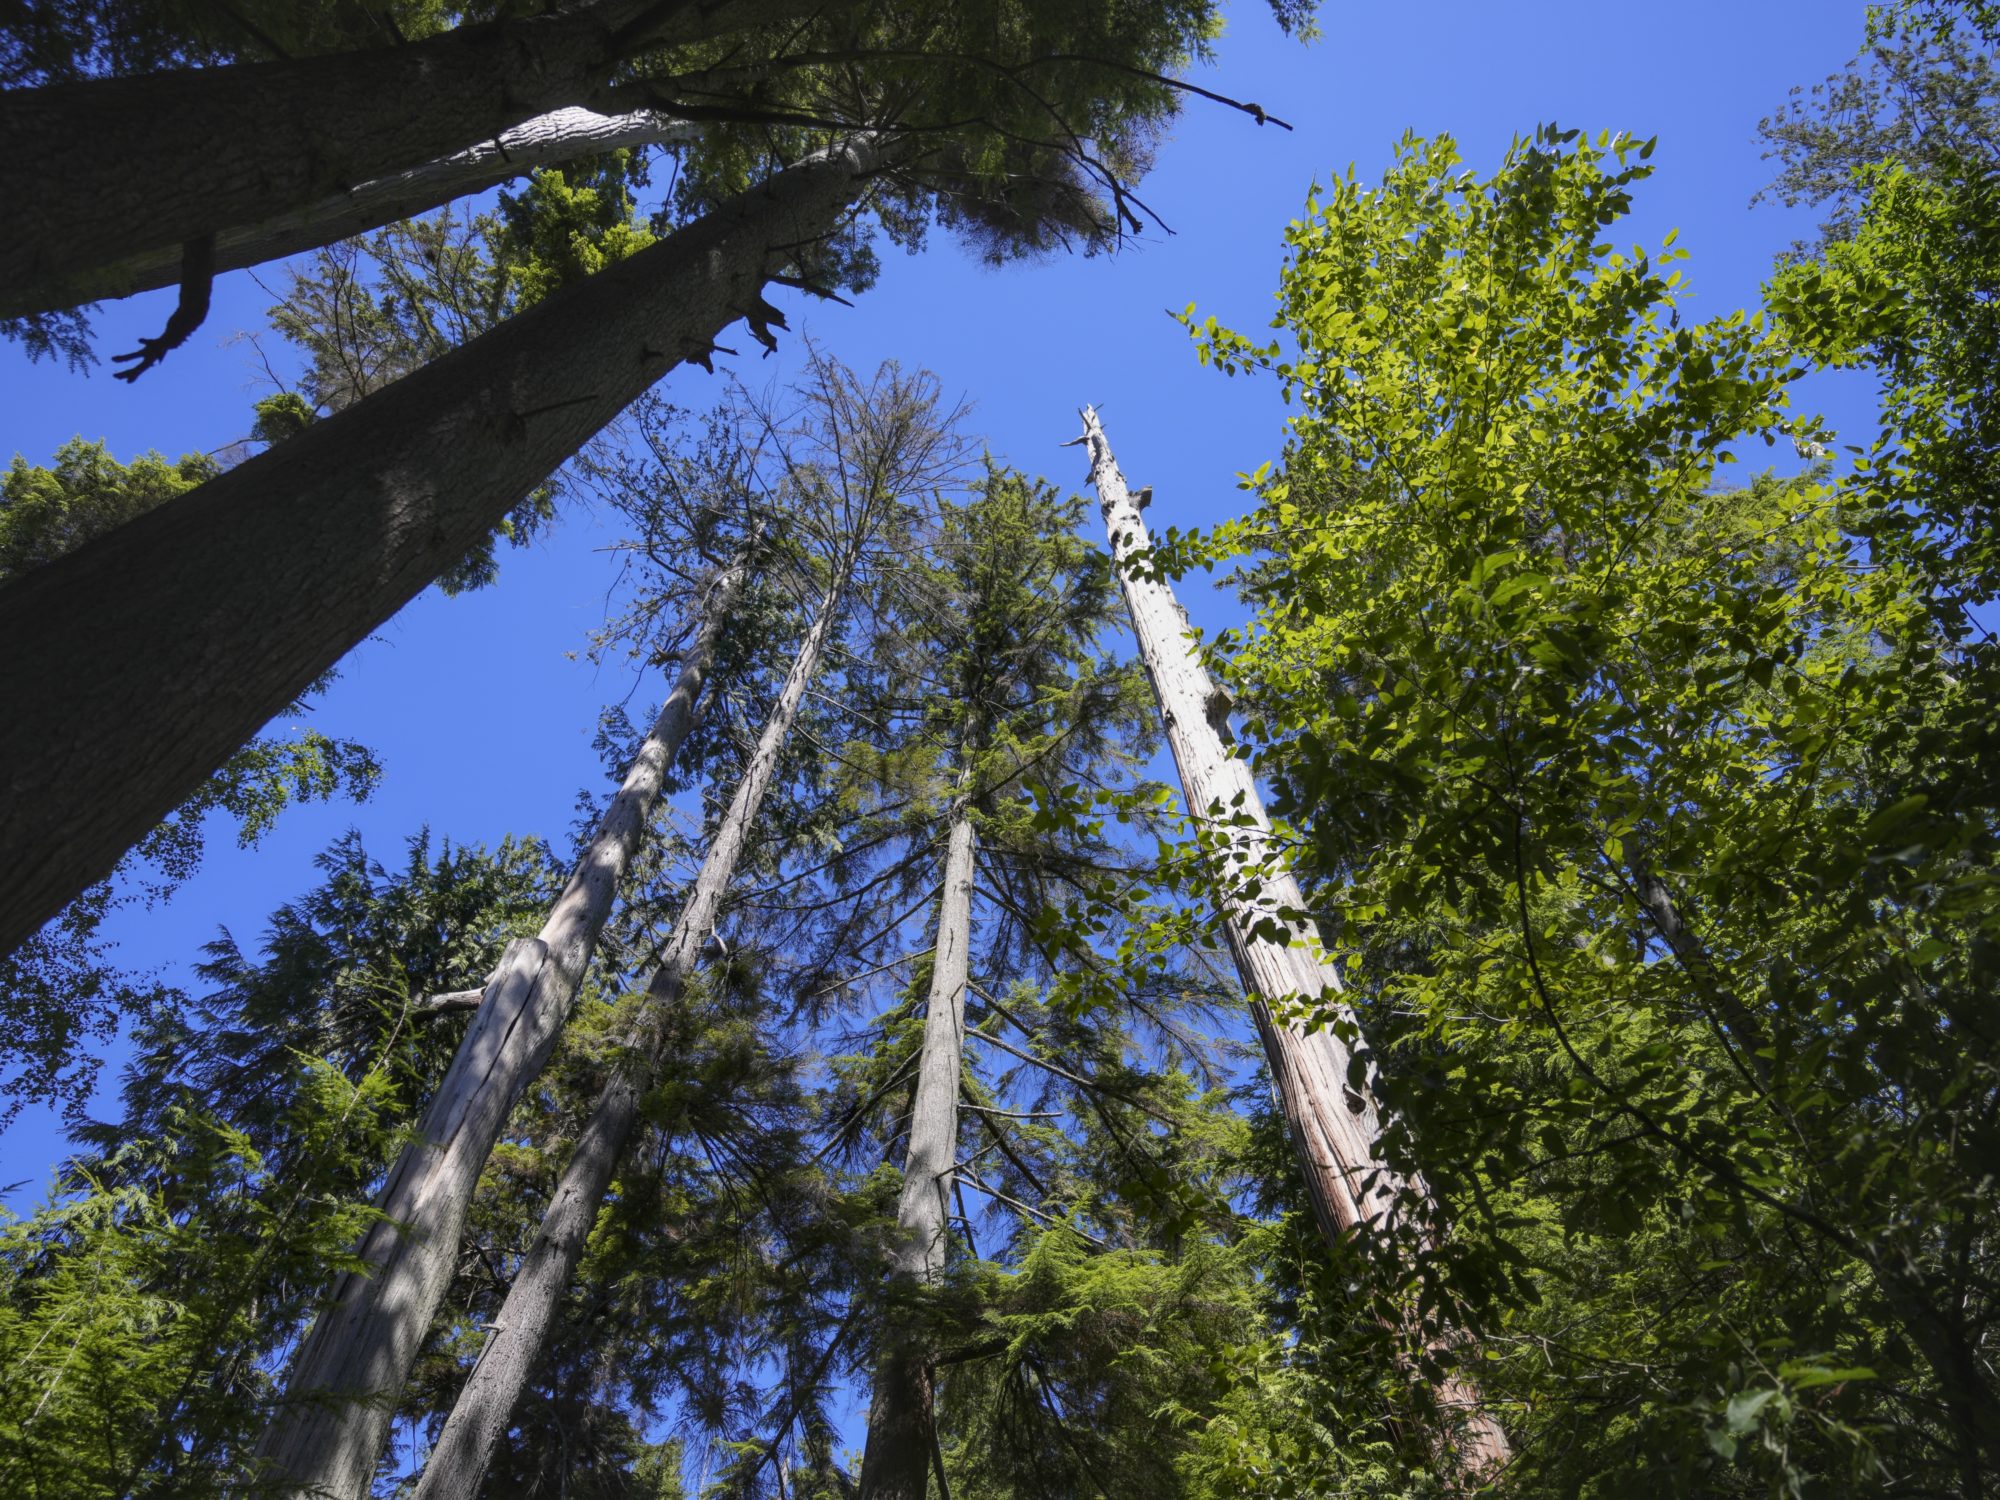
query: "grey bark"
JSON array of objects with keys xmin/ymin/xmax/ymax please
[
  {"xmin": 1078, "ymin": 406, "xmax": 1511, "ymax": 1478},
  {"xmin": 0, "ymin": 0, "xmax": 844, "ymax": 311},
  {"xmin": 249, "ymin": 548, "xmax": 750, "ymax": 1500},
  {"xmin": 1625, "ymin": 855, "xmax": 1774, "ymax": 1081},
  {"xmin": 409, "ymin": 557, "xmax": 849, "ymax": 1500},
  {"xmin": 858, "ymin": 803, "xmax": 978, "ymax": 1500},
  {"xmin": 0, "ymin": 139, "xmax": 879, "ymax": 960},
  {"xmin": 0, "ymin": 107, "xmax": 700, "ymax": 321}
]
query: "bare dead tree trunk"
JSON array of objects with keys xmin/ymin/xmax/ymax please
[
  {"xmin": 0, "ymin": 140, "xmax": 880, "ymax": 960},
  {"xmin": 1077, "ymin": 406, "xmax": 1511, "ymax": 1479},
  {"xmin": 0, "ymin": 107, "xmax": 699, "ymax": 321},
  {"xmin": 0, "ymin": 0, "xmax": 841, "ymax": 312},
  {"xmin": 409, "ymin": 553, "xmax": 851, "ymax": 1500},
  {"xmin": 247, "ymin": 548, "xmax": 750, "ymax": 1500},
  {"xmin": 858, "ymin": 801, "xmax": 977, "ymax": 1500}
]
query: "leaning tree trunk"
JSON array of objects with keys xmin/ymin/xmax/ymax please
[
  {"xmin": 251, "ymin": 549, "xmax": 750, "ymax": 1500},
  {"xmin": 0, "ymin": 139, "xmax": 880, "ymax": 959},
  {"xmin": 858, "ymin": 800, "xmax": 978, "ymax": 1500},
  {"xmin": 1077, "ymin": 406, "xmax": 1511, "ymax": 1478},
  {"xmin": 0, "ymin": 107, "xmax": 699, "ymax": 321},
  {"xmin": 0, "ymin": 0, "xmax": 839, "ymax": 311},
  {"xmin": 409, "ymin": 551, "xmax": 854, "ymax": 1500}
]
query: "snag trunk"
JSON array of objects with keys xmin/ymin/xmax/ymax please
[
  {"xmin": 410, "ymin": 554, "xmax": 852, "ymax": 1500},
  {"xmin": 858, "ymin": 802, "xmax": 978, "ymax": 1500},
  {"xmin": 253, "ymin": 552, "xmax": 747, "ymax": 1500},
  {"xmin": 0, "ymin": 140, "xmax": 878, "ymax": 958},
  {"xmin": 1077, "ymin": 405, "xmax": 1510, "ymax": 1476}
]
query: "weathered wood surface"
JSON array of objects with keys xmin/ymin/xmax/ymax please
[{"xmin": 1080, "ymin": 405, "xmax": 1511, "ymax": 1478}]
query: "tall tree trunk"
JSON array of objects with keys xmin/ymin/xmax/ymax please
[
  {"xmin": 250, "ymin": 548, "xmax": 749, "ymax": 1500},
  {"xmin": 0, "ymin": 0, "xmax": 838, "ymax": 310},
  {"xmin": 409, "ymin": 552, "xmax": 852, "ymax": 1500},
  {"xmin": 858, "ymin": 802, "xmax": 978, "ymax": 1500},
  {"xmin": 0, "ymin": 139, "xmax": 879, "ymax": 959},
  {"xmin": 0, "ymin": 107, "xmax": 699, "ymax": 321},
  {"xmin": 1077, "ymin": 406, "xmax": 1511, "ymax": 1478}
]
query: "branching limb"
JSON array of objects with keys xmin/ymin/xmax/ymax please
[{"xmin": 112, "ymin": 234, "xmax": 216, "ymax": 382}]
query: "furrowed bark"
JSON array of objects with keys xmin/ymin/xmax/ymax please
[
  {"xmin": 408, "ymin": 555, "xmax": 851, "ymax": 1500},
  {"xmin": 0, "ymin": 139, "xmax": 879, "ymax": 959},
  {"xmin": 0, "ymin": 0, "xmax": 843, "ymax": 310},
  {"xmin": 1078, "ymin": 406, "xmax": 1511, "ymax": 1479},
  {"xmin": 251, "ymin": 547, "xmax": 750, "ymax": 1500},
  {"xmin": 0, "ymin": 107, "xmax": 700, "ymax": 321},
  {"xmin": 859, "ymin": 803, "xmax": 978, "ymax": 1500}
]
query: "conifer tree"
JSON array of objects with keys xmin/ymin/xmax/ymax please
[
  {"xmin": 0, "ymin": 0, "xmax": 1311, "ymax": 957},
  {"xmin": 824, "ymin": 468, "xmax": 1156, "ymax": 1498},
  {"xmin": 0, "ymin": 427, "xmax": 377, "ymax": 1123},
  {"xmin": 408, "ymin": 356, "xmax": 937, "ymax": 1500},
  {"xmin": 255, "ymin": 354, "xmax": 966, "ymax": 1500},
  {"xmin": 0, "ymin": 831, "xmax": 560, "ymax": 1500}
]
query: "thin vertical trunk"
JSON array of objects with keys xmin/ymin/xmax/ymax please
[
  {"xmin": 0, "ymin": 0, "xmax": 840, "ymax": 309},
  {"xmin": 408, "ymin": 555, "xmax": 852, "ymax": 1500},
  {"xmin": 1625, "ymin": 854, "xmax": 1772, "ymax": 1078},
  {"xmin": 858, "ymin": 804, "xmax": 978, "ymax": 1500},
  {"xmin": 1077, "ymin": 406, "xmax": 1511, "ymax": 1478},
  {"xmin": 252, "ymin": 552, "xmax": 748, "ymax": 1500},
  {"xmin": 0, "ymin": 107, "xmax": 700, "ymax": 321},
  {"xmin": 0, "ymin": 139, "xmax": 880, "ymax": 959}
]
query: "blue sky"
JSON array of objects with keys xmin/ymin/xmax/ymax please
[{"xmin": 0, "ymin": 0, "xmax": 1875, "ymax": 1203}]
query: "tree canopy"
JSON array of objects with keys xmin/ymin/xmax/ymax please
[{"xmin": 5, "ymin": 1, "xmax": 2000, "ymax": 1497}]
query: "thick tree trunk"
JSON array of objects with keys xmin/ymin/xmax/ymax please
[
  {"xmin": 1078, "ymin": 406, "xmax": 1511, "ymax": 1479},
  {"xmin": 0, "ymin": 0, "xmax": 838, "ymax": 310},
  {"xmin": 859, "ymin": 805, "xmax": 977, "ymax": 1500},
  {"xmin": 0, "ymin": 107, "xmax": 700, "ymax": 321},
  {"xmin": 0, "ymin": 139, "xmax": 879, "ymax": 959},
  {"xmin": 407, "ymin": 559, "xmax": 852, "ymax": 1500},
  {"xmin": 250, "ymin": 547, "xmax": 748, "ymax": 1500}
]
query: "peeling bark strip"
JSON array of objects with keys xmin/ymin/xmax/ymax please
[
  {"xmin": 0, "ymin": 108, "xmax": 700, "ymax": 322},
  {"xmin": 410, "ymin": 559, "xmax": 851, "ymax": 1500},
  {"xmin": 0, "ymin": 0, "xmax": 841, "ymax": 311},
  {"xmin": 0, "ymin": 140, "xmax": 879, "ymax": 959},
  {"xmin": 859, "ymin": 803, "xmax": 977, "ymax": 1500},
  {"xmin": 251, "ymin": 551, "xmax": 749, "ymax": 1500},
  {"xmin": 1077, "ymin": 407, "xmax": 1511, "ymax": 1477}
]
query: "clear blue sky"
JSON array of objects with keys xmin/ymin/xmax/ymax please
[{"xmin": 0, "ymin": 0, "xmax": 1873, "ymax": 1202}]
